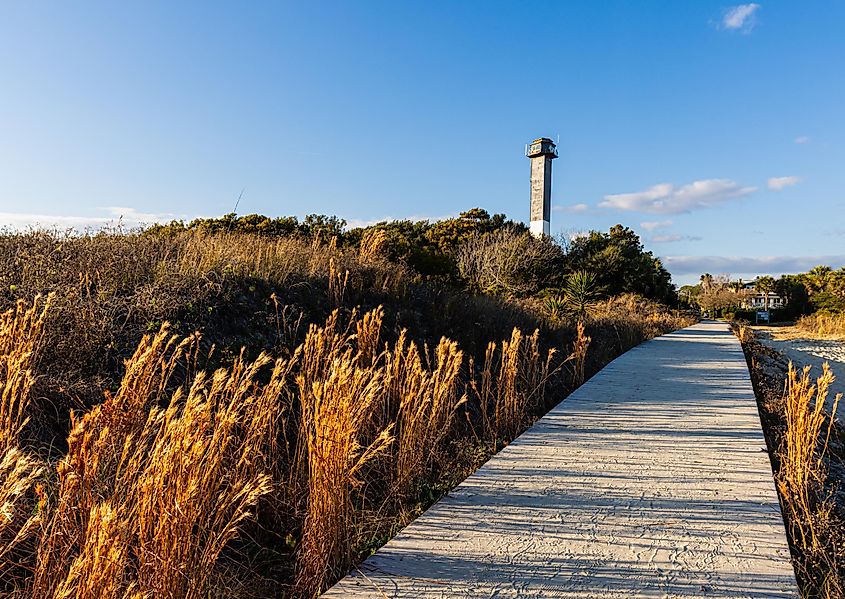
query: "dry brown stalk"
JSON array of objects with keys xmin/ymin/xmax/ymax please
[
  {"xmin": 469, "ymin": 328, "xmax": 556, "ymax": 447},
  {"xmin": 0, "ymin": 447, "xmax": 45, "ymax": 584},
  {"xmin": 735, "ymin": 322, "xmax": 754, "ymax": 344},
  {"xmin": 777, "ymin": 363, "xmax": 842, "ymax": 557},
  {"xmin": 295, "ymin": 353, "xmax": 393, "ymax": 596},
  {"xmin": 0, "ymin": 294, "xmax": 53, "ymax": 451},
  {"xmin": 567, "ymin": 320, "xmax": 591, "ymax": 388},
  {"xmin": 293, "ymin": 307, "xmax": 474, "ymax": 594},
  {"xmin": 358, "ymin": 229, "xmax": 388, "ymax": 263},
  {"xmin": 328, "ymin": 259, "xmax": 350, "ymax": 308},
  {"xmin": 495, "ymin": 328, "xmax": 523, "ymax": 441},
  {"xmin": 355, "ymin": 306, "xmax": 384, "ymax": 368},
  {"xmin": 1, "ymin": 291, "xmax": 572, "ymax": 598},
  {"xmin": 31, "ymin": 327, "xmax": 287, "ymax": 598},
  {"xmin": 0, "ymin": 295, "xmax": 52, "ymax": 586},
  {"xmin": 53, "ymin": 502, "xmax": 133, "ymax": 599},
  {"xmin": 392, "ymin": 337, "xmax": 464, "ymax": 499}
]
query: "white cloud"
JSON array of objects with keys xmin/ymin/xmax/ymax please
[
  {"xmin": 346, "ymin": 218, "xmax": 389, "ymax": 229},
  {"xmin": 794, "ymin": 136, "xmax": 810, "ymax": 144},
  {"xmin": 640, "ymin": 220, "xmax": 673, "ymax": 232},
  {"xmin": 663, "ymin": 255, "xmax": 845, "ymax": 276},
  {"xmin": 100, "ymin": 206, "xmax": 182, "ymax": 222},
  {"xmin": 599, "ymin": 179, "xmax": 757, "ymax": 215},
  {"xmin": 651, "ymin": 234, "xmax": 703, "ymax": 243},
  {"xmin": 0, "ymin": 207, "xmax": 185, "ymax": 230},
  {"xmin": 722, "ymin": 3, "xmax": 761, "ymax": 32},
  {"xmin": 0, "ymin": 208, "xmax": 463, "ymax": 233},
  {"xmin": 564, "ymin": 230, "xmax": 589, "ymax": 242},
  {"xmin": 553, "ymin": 203, "xmax": 589, "ymax": 213},
  {"xmin": 767, "ymin": 176, "xmax": 800, "ymax": 191}
]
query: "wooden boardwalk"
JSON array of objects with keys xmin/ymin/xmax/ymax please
[{"xmin": 324, "ymin": 321, "xmax": 798, "ymax": 598}]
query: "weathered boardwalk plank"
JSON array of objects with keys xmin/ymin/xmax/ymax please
[{"xmin": 324, "ymin": 321, "xmax": 797, "ymax": 598}]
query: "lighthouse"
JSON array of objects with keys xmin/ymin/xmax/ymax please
[{"xmin": 526, "ymin": 137, "xmax": 558, "ymax": 237}]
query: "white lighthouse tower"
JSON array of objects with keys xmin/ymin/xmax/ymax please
[{"xmin": 526, "ymin": 137, "xmax": 558, "ymax": 237}]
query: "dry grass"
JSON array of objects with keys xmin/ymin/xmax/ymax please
[
  {"xmin": 470, "ymin": 328, "xmax": 557, "ymax": 447},
  {"xmin": 567, "ymin": 321, "xmax": 591, "ymax": 388},
  {"xmin": 590, "ymin": 293, "xmax": 693, "ymax": 339},
  {"xmin": 0, "ymin": 447, "xmax": 44, "ymax": 587},
  {"xmin": 294, "ymin": 309, "xmax": 391, "ymax": 594},
  {"xmin": 173, "ymin": 230, "xmax": 402, "ymax": 293},
  {"xmin": 0, "ymin": 295, "xmax": 52, "ymax": 449},
  {"xmin": 0, "ymin": 229, "xmax": 408, "ymax": 433},
  {"xmin": 0, "ymin": 232, "xmax": 694, "ymax": 598},
  {"xmin": 295, "ymin": 354, "xmax": 392, "ymax": 594},
  {"xmin": 294, "ymin": 306, "xmax": 466, "ymax": 595},
  {"xmin": 390, "ymin": 335, "xmax": 464, "ymax": 500},
  {"xmin": 357, "ymin": 229, "xmax": 389, "ymax": 264},
  {"xmin": 776, "ymin": 364, "xmax": 844, "ymax": 596},
  {"xmin": 31, "ymin": 326, "xmax": 289, "ymax": 598},
  {"xmin": 0, "ymin": 297, "xmax": 566, "ymax": 598},
  {"xmin": 735, "ymin": 321, "xmax": 755, "ymax": 344},
  {"xmin": 0, "ymin": 295, "xmax": 51, "ymax": 588},
  {"xmin": 797, "ymin": 313, "xmax": 845, "ymax": 340}
]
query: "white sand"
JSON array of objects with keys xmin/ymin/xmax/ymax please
[{"xmin": 753, "ymin": 327, "xmax": 845, "ymax": 411}]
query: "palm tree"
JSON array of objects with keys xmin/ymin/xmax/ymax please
[
  {"xmin": 755, "ymin": 275, "xmax": 776, "ymax": 311},
  {"xmin": 700, "ymin": 273, "xmax": 714, "ymax": 294},
  {"xmin": 832, "ymin": 269, "xmax": 845, "ymax": 298},
  {"xmin": 807, "ymin": 265, "xmax": 833, "ymax": 294},
  {"xmin": 728, "ymin": 279, "xmax": 744, "ymax": 293}
]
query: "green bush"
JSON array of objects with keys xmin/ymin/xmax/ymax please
[{"xmin": 811, "ymin": 291, "xmax": 845, "ymax": 314}]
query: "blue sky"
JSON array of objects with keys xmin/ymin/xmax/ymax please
[{"xmin": 1, "ymin": 2, "xmax": 842, "ymax": 285}]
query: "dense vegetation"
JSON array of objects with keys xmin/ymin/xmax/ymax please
[
  {"xmin": 0, "ymin": 210, "xmax": 691, "ymax": 598},
  {"xmin": 147, "ymin": 209, "xmax": 676, "ymax": 301},
  {"xmin": 681, "ymin": 266, "xmax": 845, "ymax": 322}
]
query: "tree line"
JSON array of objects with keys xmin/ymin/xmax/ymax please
[
  {"xmin": 680, "ymin": 266, "xmax": 845, "ymax": 318},
  {"xmin": 147, "ymin": 209, "xmax": 678, "ymax": 306}
]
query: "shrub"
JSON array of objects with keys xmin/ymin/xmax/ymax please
[
  {"xmin": 796, "ymin": 312, "xmax": 845, "ymax": 338},
  {"xmin": 456, "ymin": 227, "xmax": 564, "ymax": 296},
  {"xmin": 811, "ymin": 291, "xmax": 845, "ymax": 315}
]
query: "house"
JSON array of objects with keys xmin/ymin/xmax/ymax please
[{"xmin": 740, "ymin": 280, "xmax": 786, "ymax": 310}]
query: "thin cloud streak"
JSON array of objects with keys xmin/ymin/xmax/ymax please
[
  {"xmin": 722, "ymin": 3, "xmax": 761, "ymax": 32},
  {"xmin": 600, "ymin": 179, "xmax": 757, "ymax": 215},
  {"xmin": 767, "ymin": 176, "xmax": 800, "ymax": 191},
  {"xmin": 553, "ymin": 203, "xmax": 589, "ymax": 213},
  {"xmin": 0, "ymin": 207, "xmax": 186, "ymax": 230},
  {"xmin": 0, "ymin": 209, "xmax": 460, "ymax": 233},
  {"xmin": 651, "ymin": 234, "xmax": 703, "ymax": 243},
  {"xmin": 663, "ymin": 255, "xmax": 845, "ymax": 276},
  {"xmin": 640, "ymin": 220, "xmax": 672, "ymax": 232}
]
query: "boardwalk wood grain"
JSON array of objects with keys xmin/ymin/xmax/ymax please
[{"xmin": 324, "ymin": 321, "xmax": 798, "ymax": 598}]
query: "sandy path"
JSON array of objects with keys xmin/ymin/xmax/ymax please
[
  {"xmin": 753, "ymin": 326, "xmax": 845, "ymax": 410},
  {"xmin": 324, "ymin": 321, "xmax": 797, "ymax": 598}
]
